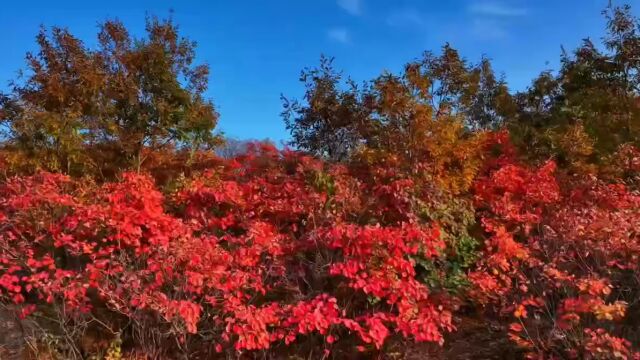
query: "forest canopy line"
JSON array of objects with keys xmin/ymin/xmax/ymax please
[
  {"xmin": 1, "ymin": 6, "xmax": 639, "ymax": 177},
  {"xmin": 0, "ymin": 4, "xmax": 639, "ymax": 360}
]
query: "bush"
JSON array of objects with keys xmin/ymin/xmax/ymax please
[{"xmin": 0, "ymin": 144, "xmax": 460, "ymax": 358}]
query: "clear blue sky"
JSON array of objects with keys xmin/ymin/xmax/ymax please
[{"xmin": 0, "ymin": 0, "xmax": 631, "ymax": 144}]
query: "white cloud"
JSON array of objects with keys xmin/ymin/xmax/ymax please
[
  {"xmin": 471, "ymin": 18, "xmax": 508, "ymax": 40},
  {"xmin": 386, "ymin": 9, "xmax": 425, "ymax": 28},
  {"xmin": 468, "ymin": 2, "xmax": 528, "ymax": 17},
  {"xmin": 337, "ymin": 0, "xmax": 362, "ymax": 16},
  {"xmin": 327, "ymin": 27, "xmax": 350, "ymax": 44}
]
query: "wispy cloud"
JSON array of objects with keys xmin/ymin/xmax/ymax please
[
  {"xmin": 468, "ymin": 2, "xmax": 528, "ymax": 17},
  {"xmin": 386, "ymin": 9, "xmax": 425, "ymax": 28},
  {"xmin": 471, "ymin": 18, "xmax": 508, "ymax": 40},
  {"xmin": 327, "ymin": 27, "xmax": 350, "ymax": 44},
  {"xmin": 465, "ymin": 2, "xmax": 526, "ymax": 41},
  {"xmin": 337, "ymin": 0, "xmax": 362, "ymax": 16}
]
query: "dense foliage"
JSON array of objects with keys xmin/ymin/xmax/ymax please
[
  {"xmin": 0, "ymin": 16, "xmax": 219, "ymax": 177},
  {"xmin": 1, "ymin": 4, "xmax": 640, "ymax": 360}
]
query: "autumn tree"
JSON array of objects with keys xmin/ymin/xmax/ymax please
[
  {"xmin": 511, "ymin": 5, "xmax": 640, "ymax": 171},
  {"xmin": 283, "ymin": 46, "xmax": 513, "ymax": 196},
  {"xmin": 363, "ymin": 59, "xmax": 491, "ymax": 194},
  {"xmin": 283, "ymin": 45, "xmax": 514, "ymax": 164},
  {"xmin": 282, "ymin": 55, "xmax": 373, "ymax": 162},
  {"xmin": 0, "ymin": 16, "xmax": 219, "ymax": 176},
  {"xmin": 401, "ymin": 44, "xmax": 514, "ymax": 130}
]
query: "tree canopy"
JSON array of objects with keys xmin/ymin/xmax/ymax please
[
  {"xmin": 0, "ymin": 16, "xmax": 219, "ymax": 177},
  {"xmin": 284, "ymin": 5, "xmax": 640, "ymax": 182}
]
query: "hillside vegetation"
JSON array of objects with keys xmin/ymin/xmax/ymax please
[{"xmin": 1, "ymin": 5, "xmax": 640, "ymax": 360}]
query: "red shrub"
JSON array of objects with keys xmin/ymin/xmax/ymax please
[
  {"xmin": 471, "ymin": 156, "xmax": 640, "ymax": 358},
  {"xmin": 2, "ymin": 141, "xmax": 639, "ymax": 358},
  {"xmin": 0, "ymin": 147, "xmax": 455, "ymax": 357}
]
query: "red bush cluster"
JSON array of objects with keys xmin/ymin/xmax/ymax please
[
  {"xmin": 0, "ymin": 141, "xmax": 639, "ymax": 358},
  {"xmin": 0, "ymin": 144, "xmax": 454, "ymax": 357},
  {"xmin": 472, "ymin": 155, "xmax": 640, "ymax": 359}
]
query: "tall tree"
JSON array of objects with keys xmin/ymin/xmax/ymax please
[
  {"xmin": 283, "ymin": 45, "xmax": 514, "ymax": 163},
  {"xmin": 0, "ymin": 16, "xmax": 219, "ymax": 176},
  {"xmin": 282, "ymin": 55, "xmax": 372, "ymax": 162},
  {"xmin": 283, "ymin": 47, "xmax": 503, "ymax": 194},
  {"xmin": 405, "ymin": 44, "xmax": 513, "ymax": 129},
  {"xmin": 511, "ymin": 5, "xmax": 640, "ymax": 170}
]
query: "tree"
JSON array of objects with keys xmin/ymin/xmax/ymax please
[
  {"xmin": 402, "ymin": 44, "xmax": 514, "ymax": 130},
  {"xmin": 283, "ymin": 47, "xmax": 508, "ymax": 195},
  {"xmin": 0, "ymin": 16, "xmax": 219, "ymax": 176},
  {"xmin": 282, "ymin": 55, "xmax": 372, "ymax": 162},
  {"xmin": 283, "ymin": 46, "xmax": 514, "ymax": 164},
  {"xmin": 511, "ymin": 5, "xmax": 640, "ymax": 171}
]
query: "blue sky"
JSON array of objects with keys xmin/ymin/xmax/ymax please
[{"xmin": 0, "ymin": 0, "xmax": 631, "ymax": 143}]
